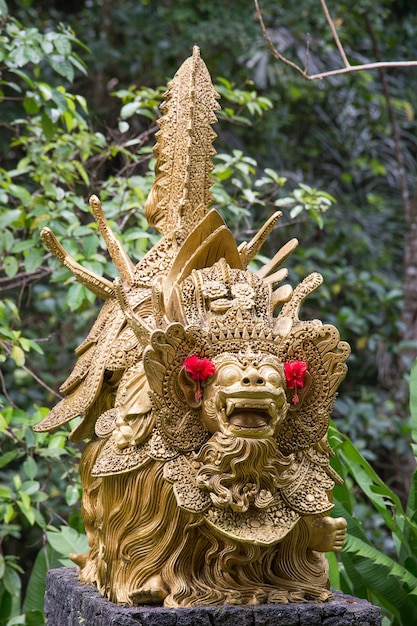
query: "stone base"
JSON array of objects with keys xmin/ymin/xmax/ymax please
[{"xmin": 45, "ymin": 567, "xmax": 381, "ymax": 626}]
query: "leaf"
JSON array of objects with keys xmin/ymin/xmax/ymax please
[
  {"xmin": 23, "ymin": 248, "xmax": 44, "ymax": 273},
  {"xmin": 25, "ymin": 610, "xmax": 45, "ymax": 626},
  {"xmin": 41, "ymin": 111, "xmax": 54, "ymax": 141},
  {"xmin": 16, "ymin": 501, "xmax": 36, "ymax": 525},
  {"xmin": 48, "ymin": 56, "xmax": 74, "ymax": 82},
  {"xmin": 331, "ymin": 424, "xmax": 410, "ymax": 547},
  {"xmin": 22, "ymin": 545, "xmax": 57, "ymax": 613},
  {"xmin": 20, "ymin": 481, "xmax": 40, "ymax": 496},
  {"xmin": 332, "ymin": 498, "xmax": 370, "ymax": 544},
  {"xmin": 10, "ymin": 69, "xmax": 34, "ymax": 88},
  {"xmin": 73, "ymin": 161, "xmax": 90, "ymax": 186},
  {"xmin": 50, "ymin": 88, "xmax": 67, "ymax": 111},
  {"xmin": 62, "ymin": 109, "xmax": 76, "ymax": 132},
  {"xmin": 289, "ymin": 205, "xmax": 304, "ymax": 219},
  {"xmin": 22, "ymin": 457, "xmax": 38, "ymax": 480},
  {"xmin": 69, "ymin": 55, "xmax": 87, "ymax": 77},
  {"xmin": 46, "ymin": 527, "xmax": 88, "ymax": 561},
  {"xmin": 0, "ymin": 210, "xmax": 21, "ymax": 229},
  {"xmin": 0, "ymin": 451, "xmax": 19, "ymax": 470},
  {"xmin": 82, "ymin": 234, "xmax": 99, "ymax": 258},
  {"xmin": 120, "ymin": 102, "xmax": 139, "ymax": 119},
  {"xmin": 4, "ymin": 616, "xmax": 26, "ymax": 626},
  {"xmin": 19, "ymin": 337, "xmax": 35, "ymax": 352},
  {"xmin": 23, "ymin": 96, "xmax": 40, "ymax": 115},
  {"xmin": 342, "ymin": 533, "xmax": 417, "ymax": 622},
  {"xmin": 0, "ymin": 0, "xmax": 8, "ymax": 17},
  {"xmin": 326, "ymin": 551, "xmax": 341, "ymax": 589},
  {"xmin": 402, "ymin": 466, "xmax": 417, "ymax": 567},
  {"xmin": 8, "ymin": 184, "xmax": 31, "ymax": 204},
  {"xmin": 38, "ymin": 83, "xmax": 53, "ymax": 101},
  {"xmin": 3, "ymin": 564, "xmax": 21, "ymax": 596},
  {"xmin": 335, "ymin": 486, "xmax": 417, "ymax": 620},
  {"xmin": 11, "ymin": 345, "xmax": 25, "ymax": 367},
  {"xmin": 53, "ymin": 34, "xmax": 71, "ymax": 56},
  {"xmin": 4, "ymin": 504, "xmax": 15, "ymax": 524},
  {"xmin": 40, "ymin": 39, "xmax": 54, "ymax": 55},
  {"xmin": 65, "ymin": 485, "xmax": 80, "ymax": 506},
  {"xmin": 274, "ymin": 197, "xmax": 294, "ymax": 207},
  {"xmin": 67, "ymin": 282, "xmax": 85, "ymax": 311}
]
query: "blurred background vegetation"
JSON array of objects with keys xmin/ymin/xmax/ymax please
[{"xmin": 1, "ymin": 1, "xmax": 417, "ymax": 624}]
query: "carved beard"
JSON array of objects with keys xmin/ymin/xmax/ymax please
[{"xmin": 194, "ymin": 432, "xmax": 293, "ymax": 513}]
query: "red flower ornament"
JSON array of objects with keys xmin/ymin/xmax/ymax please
[
  {"xmin": 183, "ymin": 355, "xmax": 216, "ymax": 401},
  {"xmin": 284, "ymin": 360, "xmax": 308, "ymax": 405}
]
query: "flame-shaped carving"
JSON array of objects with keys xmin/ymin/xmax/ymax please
[{"xmin": 145, "ymin": 46, "xmax": 220, "ymax": 235}]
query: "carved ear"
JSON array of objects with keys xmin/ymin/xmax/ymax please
[
  {"xmin": 178, "ymin": 368, "xmax": 201, "ymax": 408},
  {"xmin": 288, "ymin": 370, "xmax": 312, "ymax": 409}
]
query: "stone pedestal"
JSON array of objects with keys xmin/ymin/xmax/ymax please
[{"xmin": 45, "ymin": 567, "xmax": 381, "ymax": 626}]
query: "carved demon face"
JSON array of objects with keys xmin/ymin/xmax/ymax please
[{"xmin": 199, "ymin": 350, "xmax": 289, "ymax": 439}]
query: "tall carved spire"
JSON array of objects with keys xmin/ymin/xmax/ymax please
[{"xmin": 144, "ymin": 46, "xmax": 220, "ymax": 235}]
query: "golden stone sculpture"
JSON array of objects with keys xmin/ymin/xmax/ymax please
[{"xmin": 35, "ymin": 47, "xmax": 350, "ymax": 607}]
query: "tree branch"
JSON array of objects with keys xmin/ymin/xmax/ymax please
[
  {"xmin": 254, "ymin": 0, "xmax": 417, "ymax": 80},
  {"xmin": 309, "ymin": 61, "xmax": 417, "ymax": 80},
  {"xmin": 0, "ymin": 266, "xmax": 51, "ymax": 293},
  {"xmin": 254, "ymin": 0, "xmax": 309, "ymax": 79},
  {"xmin": 21, "ymin": 362, "xmax": 63, "ymax": 400},
  {"xmin": 0, "ymin": 365, "xmax": 16, "ymax": 407},
  {"xmin": 1, "ymin": 337, "xmax": 62, "ymax": 400}
]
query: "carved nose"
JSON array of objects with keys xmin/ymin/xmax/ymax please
[{"xmin": 241, "ymin": 367, "xmax": 265, "ymax": 386}]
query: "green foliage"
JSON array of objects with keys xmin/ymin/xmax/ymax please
[
  {"xmin": 0, "ymin": 10, "xmax": 88, "ymax": 148},
  {"xmin": 22, "ymin": 522, "xmax": 89, "ymax": 622},
  {"xmin": 0, "ymin": 404, "xmax": 83, "ymax": 626},
  {"xmin": 327, "ymin": 369, "xmax": 417, "ymax": 626},
  {"xmin": 1, "ymin": 2, "xmax": 417, "ymax": 625},
  {"xmin": 274, "ymin": 183, "xmax": 335, "ymax": 229}
]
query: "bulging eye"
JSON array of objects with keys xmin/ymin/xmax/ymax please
[
  {"xmin": 218, "ymin": 365, "xmax": 241, "ymax": 386},
  {"xmin": 260, "ymin": 367, "xmax": 282, "ymax": 386}
]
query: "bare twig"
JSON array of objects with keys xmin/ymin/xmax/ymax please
[
  {"xmin": 319, "ymin": 0, "xmax": 350, "ymax": 68},
  {"xmin": 363, "ymin": 12, "xmax": 410, "ymax": 220},
  {"xmin": 0, "ymin": 365, "xmax": 16, "ymax": 407},
  {"xmin": 254, "ymin": 0, "xmax": 308, "ymax": 79},
  {"xmin": 254, "ymin": 0, "xmax": 417, "ymax": 80},
  {"xmin": 304, "ymin": 33, "xmax": 311, "ymax": 75},
  {"xmin": 21, "ymin": 363, "xmax": 63, "ymax": 400},
  {"xmin": 1, "ymin": 338, "xmax": 62, "ymax": 400},
  {"xmin": 0, "ymin": 266, "xmax": 51, "ymax": 293},
  {"xmin": 308, "ymin": 61, "xmax": 417, "ymax": 81}
]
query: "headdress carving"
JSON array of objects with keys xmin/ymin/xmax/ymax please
[{"xmin": 35, "ymin": 47, "xmax": 350, "ymax": 607}]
